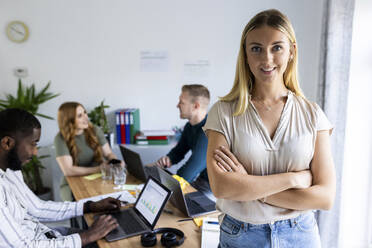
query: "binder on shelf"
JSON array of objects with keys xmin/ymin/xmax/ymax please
[
  {"xmin": 135, "ymin": 139, "xmax": 169, "ymax": 145},
  {"xmin": 141, "ymin": 130, "xmax": 175, "ymax": 136},
  {"xmin": 115, "ymin": 111, "xmax": 122, "ymax": 144},
  {"xmin": 129, "ymin": 108, "xmax": 140, "ymax": 144},
  {"xmin": 117, "ymin": 107, "xmax": 141, "ymax": 145},
  {"xmin": 120, "ymin": 111, "xmax": 126, "ymax": 144},
  {"xmin": 135, "ymin": 135, "xmax": 167, "ymax": 140},
  {"xmin": 124, "ymin": 110, "xmax": 130, "ymax": 144}
]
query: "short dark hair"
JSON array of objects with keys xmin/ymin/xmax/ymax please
[
  {"xmin": 181, "ymin": 84, "xmax": 210, "ymax": 101},
  {"xmin": 0, "ymin": 108, "xmax": 41, "ymax": 139}
]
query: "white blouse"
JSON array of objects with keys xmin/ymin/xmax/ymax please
[{"xmin": 203, "ymin": 91, "xmax": 333, "ymax": 224}]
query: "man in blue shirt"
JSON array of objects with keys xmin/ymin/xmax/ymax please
[{"xmin": 155, "ymin": 84, "xmax": 215, "ymax": 201}]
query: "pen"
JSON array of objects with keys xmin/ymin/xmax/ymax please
[
  {"xmin": 177, "ymin": 218, "xmax": 193, "ymax": 222},
  {"xmin": 207, "ymin": 221, "xmax": 219, "ymax": 225},
  {"xmin": 163, "ymin": 208, "xmax": 174, "ymax": 215},
  {"xmin": 116, "ymin": 195, "xmax": 128, "ymax": 204}
]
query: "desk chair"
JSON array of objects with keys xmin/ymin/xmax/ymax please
[{"xmin": 49, "ymin": 145, "xmax": 86, "ymax": 229}]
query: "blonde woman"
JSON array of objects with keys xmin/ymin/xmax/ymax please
[
  {"xmin": 203, "ymin": 9, "xmax": 335, "ymax": 247},
  {"xmin": 55, "ymin": 102, "xmax": 122, "ymax": 201}
]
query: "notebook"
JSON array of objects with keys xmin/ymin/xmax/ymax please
[
  {"xmin": 120, "ymin": 146, "xmax": 169, "ymax": 182},
  {"xmin": 157, "ymin": 168, "xmax": 216, "ymax": 217},
  {"xmin": 201, "ymin": 217, "xmax": 220, "ymax": 248},
  {"xmin": 104, "ymin": 176, "xmax": 172, "ymax": 242}
]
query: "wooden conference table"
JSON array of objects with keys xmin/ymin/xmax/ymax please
[{"xmin": 66, "ymin": 172, "xmax": 217, "ymax": 247}]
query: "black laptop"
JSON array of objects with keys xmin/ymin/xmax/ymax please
[
  {"xmin": 105, "ymin": 176, "xmax": 172, "ymax": 242},
  {"xmin": 157, "ymin": 168, "xmax": 216, "ymax": 218},
  {"xmin": 120, "ymin": 145, "xmax": 171, "ymax": 182}
]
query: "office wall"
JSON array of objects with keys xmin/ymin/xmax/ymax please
[{"xmin": 0, "ymin": 0, "xmax": 323, "ymax": 146}]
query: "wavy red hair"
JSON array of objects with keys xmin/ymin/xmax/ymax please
[{"xmin": 57, "ymin": 102, "xmax": 103, "ymax": 165}]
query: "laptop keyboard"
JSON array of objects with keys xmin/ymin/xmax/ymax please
[
  {"xmin": 116, "ymin": 210, "xmax": 146, "ymax": 234},
  {"xmin": 185, "ymin": 197, "xmax": 206, "ymax": 214}
]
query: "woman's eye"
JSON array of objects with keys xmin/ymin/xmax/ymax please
[
  {"xmin": 251, "ymin": 46, "xmax": 261, "ymax": 53},
  {"xmin": 273, "ymin": 45, "xmax": 282, "ymax": 51}
]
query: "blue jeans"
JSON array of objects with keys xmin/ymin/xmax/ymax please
[{"xmin": 218, "ymin": 212, "xmax": 321, "ymax": 248}]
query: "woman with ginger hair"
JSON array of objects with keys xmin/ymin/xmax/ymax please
[
  {"xmin": 55, "ymin": 102, "xmax": 122, "ymax": 201},
  {"xmin": 203, "ymin": 9, "xmax": 335, "ymax": 247}
]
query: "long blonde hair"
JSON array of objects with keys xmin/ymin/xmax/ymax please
[
  {"xmin": 221, "ymin": 9, "xmax": 304, "ymax": 116},
  {"xmin": 57, "ymin": 102, "xmax": 103, "ymax": 165}
]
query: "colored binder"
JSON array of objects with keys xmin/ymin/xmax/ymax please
[
  {"xmin": 135, "ymin": 135, "xmax": 167, "ymax": 140},
  {"xmin": 124, "ymin": 110, "xmax": 130, "ymax": 144},
  {"xmin": 130, "ymin": 108, "xmax": 140, "ymax": 144},
  {"xmin": 115, "ymin": 111, "xmax": 121, "ymax": 144},
  {"xmin": 135, "ymin": 139, "xmax": 169, "ymax": 145},
  {"xmin": 141, "ymin": 130, "xmax": 175, "ymax": 136},
  {"xmin": 120, "ymin": 111, "xmax": 126, "ymax": 144}
]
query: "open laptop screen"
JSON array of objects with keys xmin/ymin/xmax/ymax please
[{"xmin": 134, "ymin": 177, "xmax": 171, "ymax": 226}]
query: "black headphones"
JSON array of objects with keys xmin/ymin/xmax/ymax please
[{"xmin": 141, "ymin": 228, "xmax": 185, "ymax": 247}]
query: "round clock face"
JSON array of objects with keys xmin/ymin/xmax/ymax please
[{"xmin": 6, "ymin": 21, "xmax": 29, "ymax": 43}]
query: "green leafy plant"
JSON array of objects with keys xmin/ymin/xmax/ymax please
[
  {"xmin": 22, "ymin": 154, "xmax": 49, "ymax": 194},
  {"xmin": 0, "ymin": 79, "xmax": 60, "ymax": 119},
  {"xmin": 0, "ymin": 79, "xmax": 59, "ymax": 195},
  {"xmin": 88, "ymin": 100, "xmax": 110, "ymax": 134}
]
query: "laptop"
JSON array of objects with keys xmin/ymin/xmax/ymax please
[
  {"xmin": 157, "ymin": 168, "xmax": 216, "ymax": 218},
  {"xmin": 105, "ymin": 176, "xmax": 172, "ymax": 242},
  {"xmin": 120, "ymin": 145, "xmax": 171, "ymax": 182}
]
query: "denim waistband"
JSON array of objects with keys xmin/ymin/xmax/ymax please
[{"xmin": 224, "ymin": 212, "xmax": 314, "ymax": 231}]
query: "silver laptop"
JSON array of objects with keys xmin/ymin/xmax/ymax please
[
  {"xmin": 120, "ymin": 146, "xmax": 171, "ymax": 182},
  {"xmin": 157, "ymin": 168, "xmax": 216, "ymax": 218},
  {"xmin": 105, "ymin": 176, "xmax": 172, "ymax": 242}
]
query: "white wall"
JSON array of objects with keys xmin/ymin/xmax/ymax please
[
  {"xmin": 0, "ymin": 0, "xmax": 323, "ymax": 146},
  {"xmin": 340, "ymin": 0, "xmax": 372, "ymax": 247}
]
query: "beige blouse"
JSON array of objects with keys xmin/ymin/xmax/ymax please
[{"xmin": 203, "ymin": 91, "xmax": 333, "ymax": 224}]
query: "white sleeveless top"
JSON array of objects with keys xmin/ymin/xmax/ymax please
[{"xmin": 203, "ymin": 91, "xmax": 333, "ymax": 224}]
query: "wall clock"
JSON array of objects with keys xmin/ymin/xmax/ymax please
[{"xmin": 6, "ymin": 21, "xmax": 29, "ymax": 43}]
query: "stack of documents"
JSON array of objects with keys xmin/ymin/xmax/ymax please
[
  {"xmin": 80, "ymin": 190, "xmax": 136, "ymax": 204},
  {"xmin": 135, "ymin": 130, "xmax": 175, "ymax": 145}
]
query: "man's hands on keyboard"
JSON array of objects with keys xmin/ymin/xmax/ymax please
[{"xmin": 80, "ymin": 214, "xmax": 118, "ymax": 246}]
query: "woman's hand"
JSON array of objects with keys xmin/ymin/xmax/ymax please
[
  {"xmin": 56, "ymin": 155, "xmax": 101, "ymax": 176},
  {"xmin": 292, "ymin": 170, "xmax": 313, "ymax": 189},
  {"xmin": 120, "ymin": 160, "xmax": 125, "ymax": 168},
  {"xmin": 108, "ymin": 158, "xmax": 125, "ymax": 168},
  {"xmin": 213, "ymin": 146, "xmax": 248, "ymax": 175}
]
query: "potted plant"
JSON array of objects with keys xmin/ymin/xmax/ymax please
[
  {"xmin": 0, "ymin": 79, "xmax": 59, "ymax": 198},
  {"xmin": 88, "ymin": 100, "xmax": 114, "ymax": 147},
  {"xmin": 21, "ymin": 154, "xmax": 49, "ymax": 198}
]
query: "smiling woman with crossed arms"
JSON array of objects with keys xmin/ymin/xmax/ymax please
[{"xmin": 203, "ymin": 9, "xmax": 336, "ymax": 248}]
